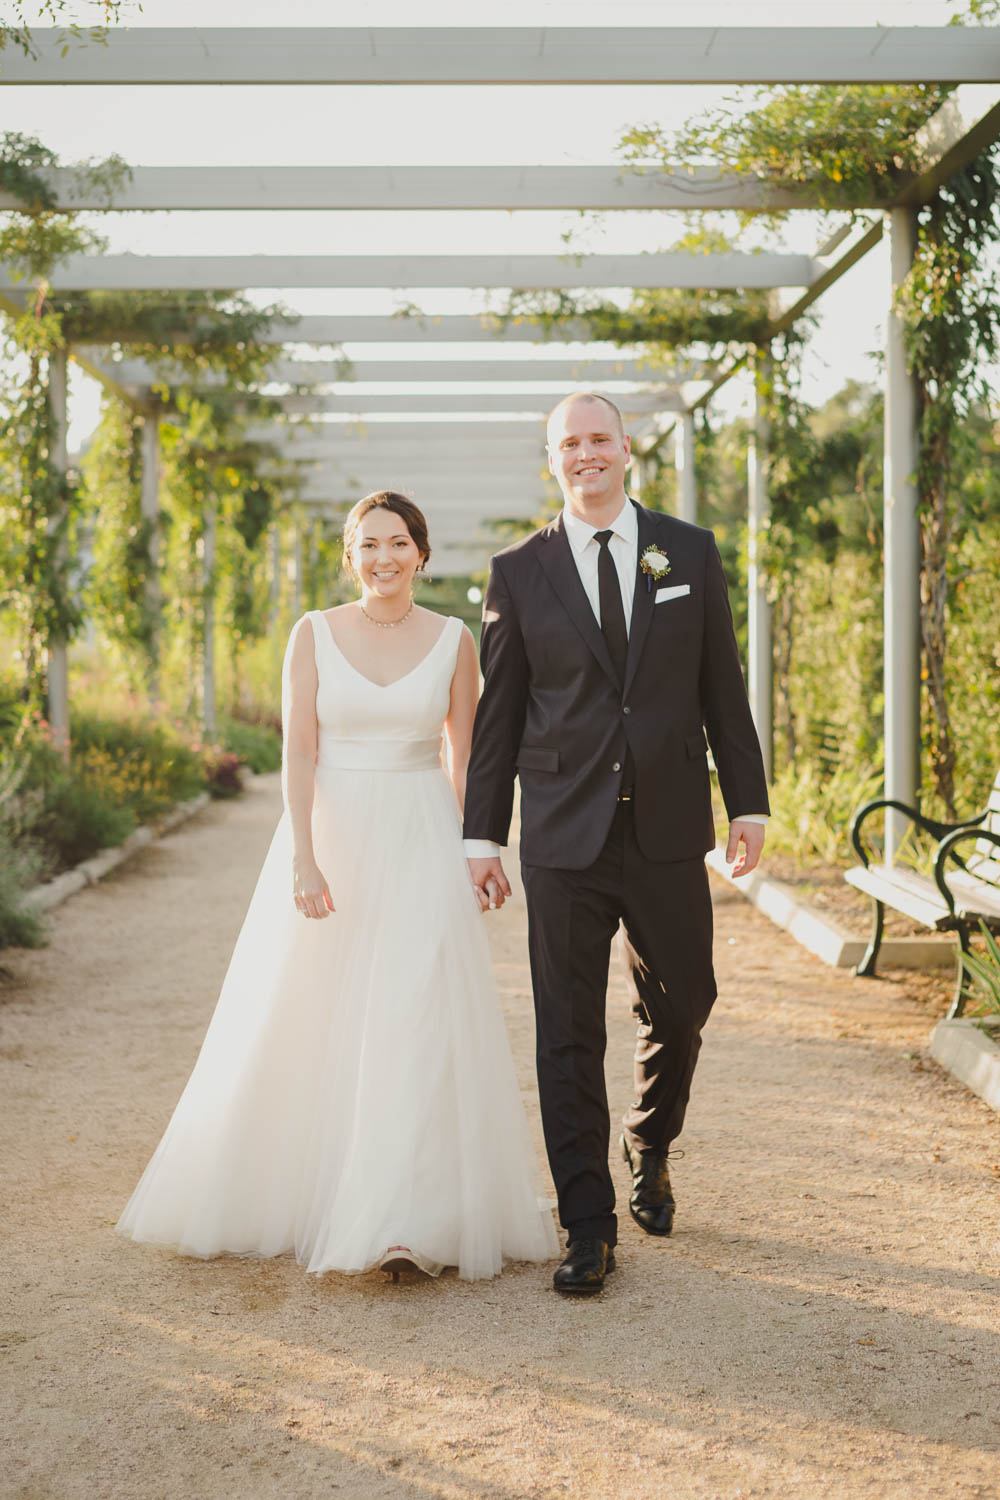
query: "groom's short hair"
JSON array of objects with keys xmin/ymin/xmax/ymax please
[{"xmin": 546, "ymin": 391, "xmax": 625, "ymax": 443}]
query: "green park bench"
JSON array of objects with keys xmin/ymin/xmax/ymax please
[{"xmin": 845, "ymin": 770, "xmax": 1000, "ymax": 1018}]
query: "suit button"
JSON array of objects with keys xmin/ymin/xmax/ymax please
[
  {"xmin": 623, "ymin": 706, "xmax": 631, "ymax": 715},
  {"xmin": 612, "ymin": 761, "xmax": 621, "ymax": 773}
]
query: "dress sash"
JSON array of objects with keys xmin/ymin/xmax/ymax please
[{"xmin": 316, "ymin": 736, "xmax": 443, "ymax": 772}]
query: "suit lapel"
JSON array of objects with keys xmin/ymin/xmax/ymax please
[
  {"xmin": 537, "ymin": 513, "xmax": 619, "ymax": 690},
  {"xmin": 623, "ymin": 502, "xmax": 657, "ymax": 698}
]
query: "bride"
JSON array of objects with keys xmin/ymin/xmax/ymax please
[{"xmin": 116, "ymin": 491, "xmax": 557, "ymax": 1281}]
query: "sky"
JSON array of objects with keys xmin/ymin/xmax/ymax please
[{"xmin": 1, "ymin": 0, "xmax": 991, "ymax": 448}]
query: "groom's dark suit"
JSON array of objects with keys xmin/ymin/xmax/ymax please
[{"xmin": 464, "ymin": 499, "xmax": 769, "ymax": 1247}]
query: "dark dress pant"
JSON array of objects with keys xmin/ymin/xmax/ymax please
[{"xmin": 521, "ymin": 801, "xmax": 717, "ymax": 1247}]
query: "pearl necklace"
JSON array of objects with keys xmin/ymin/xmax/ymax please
[{"xmin": 360, "ymin": 599, "xmax": 414, "ymax": 629}]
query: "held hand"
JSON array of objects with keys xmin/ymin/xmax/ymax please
[
  {"xmin": 293, "ymin": 857, "xmax": 335, "ymax": 919},
  {"xmin": 467, "ymin": 856, "xmax": 512, "ymax": 912},
  {"xmin": 726, "ymin": 820, "xmax": 765, "ymax": 879}
]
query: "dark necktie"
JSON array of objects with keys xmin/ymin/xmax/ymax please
[{"xmin": 594, "ymin": 530, "xmax": 628, "ymax": 685}]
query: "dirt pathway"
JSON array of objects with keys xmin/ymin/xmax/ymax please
[{"xmin": 2, "ymin": 774, "xmax": 999, "ymax": 1500}]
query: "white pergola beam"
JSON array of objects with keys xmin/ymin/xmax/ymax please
[
  {"xmin": 282, "ymin": 469, "xmax": 547, "ymax": 494},
  {"xmin": 244, "ymin": 391, "xmax": 686, "ymax": 415},
  {"xmin": 252, "ymin": 440, "xmax": 547, "ymax": 463},
  {"xmin": 82, "ymin": 353, "xmax": 696, "ymax": 386},
  {"xmin": 3, "ymin": 28, "xmax": 997, "ymax": 85},
  {"xmin": 4, "ymin": 252, "xmax": 820, "ymax": 292},
  {"xmin": 252, "ymin": 417, "xmax": 549, "ymax": 436},
  {"xmin": 0, "ymin": 163, "xmax": 853, "ymax": 213},
  {"xmin": 59, "ymin": 314, "xmax": 699, "ymax": 346}
]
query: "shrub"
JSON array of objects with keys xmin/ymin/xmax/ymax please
[
  {"xmin": 69, "ymin": 714, "xmax": 205, "ymax": 819},
  {"xmin": 201, "ymin": 748, "xmax": 244, "ymax": 799},
  {"xmin": 29, "ymin": 774, "xmax": 137, "ymax": 869},
  {"xmin": 0, "ymin": 755, "xmax": 47, "ymax": 949},
  {"xmin": 0, "ymin": 827, "xmax": 46, "ymax": 949},
  {"xmin": 959, "ymin": 922, "xmax": 1000, "ymax": 1019},
  {"xmin": 217, "ymin": 715, "xmax": 282, "ymax": 774},
  {"xmin": 766, "ymin": 756, "xmax": 884, "ymax": 867}
]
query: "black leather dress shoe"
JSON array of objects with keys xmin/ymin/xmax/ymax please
[
  {"xmin": 621, "ymin": 1134, "xmax": 676, "ymax": 1236},
  {"xmin": 552, "ymin": 1238, "xmax": 615, "ymax": 1295}
]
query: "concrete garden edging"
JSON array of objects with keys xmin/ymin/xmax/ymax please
[
  {"xmin": 929, "ymin": 1018, "xmax": 1000, "ymax": 1113},
  {"xmin": 24, "ymin": 792, "xmax": 212, "ymax": 915},
  {"xmin": 705, "ymin": 847, "xmax": 956, "ymax": 972}
]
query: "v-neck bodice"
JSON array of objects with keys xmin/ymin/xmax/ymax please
[{"xmin": 306, "ymin": 609, "xmax": 463, "ymax": 772}]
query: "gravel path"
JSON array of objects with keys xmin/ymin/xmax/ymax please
[{"xmin": 2, "ymin": 773, "xmax": 999, "ymax": 1500}]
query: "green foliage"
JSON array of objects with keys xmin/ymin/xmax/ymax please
[
  {"xmin": 766, "ymin": 756, "xmax": 884, "ymax": 866},
  {"xmin": 0, "ymin": 752, "xmax": 46, "ymax": 948},
  {"xmin": 0, "ymin": 824, "xmax": 46, "ymax": 948},
  {"xmin": 0, "ymin": 2, "xmax": 127, "ymax": 63},
  {"xmin": 81, "ymin": 398, "xmax": 157, "ymax": 669},
  {"xmin": 629, "ymin": 84, "xmax": 947, "ymax": 218},
  {"xmin": 959, "ymin": 922, "xmax": 1000, "ymax": 1018},
  {"xmin": 0, "ymin": 130, "xmax": 125, "ymax": 278},
  {"xmin": 216, "ymin": 716, "xmax": 282, "ymax": 775},
  {"xmin": 68, "ymin": 713, "xmax": 205, "ymax": 819},
  {"xmin": 0, "ymin": 342, "xmax": 84, "ymax": 705},
  {"xmin": 56, "ymin": 288, "xmax": 288, "ymax": 385},
  {"xmin": 200, "ymin": 748, "xmax": 244, "ymax": 800},
  {"xmin": 2, "ymin": 132, "xmax": 293, "ymax": 715},
  {"xmin": 30, "ymin": 769, "xmax": 136, "ymax": 867},
  {"xmin": 897, "ymin": 149, "xmax": 1000, "ymax": 817}
]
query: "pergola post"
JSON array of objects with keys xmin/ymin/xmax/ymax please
[
  {"xmin": 675, "ymin": 408, "xmax": 698, "ymax": 524},
  {"xmin": 140, "ymin": 411, "xmax": 162, "ymax": 702},
  {"xmin": 270, "ymin": 522, "xmax": 282, "ymax": 618},
  {"xmin": 883, "ymin": 206, "xmax": 922, "ymax": 863},
  {"xmin": 202, "ymin": 500, "xmax": 217, "ymax": 738},
  {"xmin": 747, "ymin": 349, "xmax": 773, "ymax": 785},
  {"xmin": 46, "ymin": 346, "xmax": 70, "ymax": 758},
  {"xmin": 292, "ymin": 524, "xmax": 303, "ymax": 617},
  {"xmin": 629, "ymin": 447, "xmax": 643, "ymax": 501}
]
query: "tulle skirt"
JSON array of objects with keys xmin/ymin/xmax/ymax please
[{"xmin": 116, "ymin": 762, "xmax": 558, "ymax": 1280}]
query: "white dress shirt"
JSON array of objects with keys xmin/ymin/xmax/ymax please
[{"xmin": 464, "ymin": 500, "xmax": 766, "ymax": 857}]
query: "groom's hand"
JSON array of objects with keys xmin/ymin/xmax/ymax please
[
  {"xmin": 726, "ymin": 820, "xmax": 765, "ymax": 878},
  {"xmin": 468, "ymin": 857, "xmax": 512, "ymax": 912}
]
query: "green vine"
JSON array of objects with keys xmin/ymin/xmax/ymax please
[
  {"xmin": 0, "ymin": 1, "xmax": 128, "ymax": 62},
  {"xmin": 494, "ymin": 7, "xmax": 1000, "ymax": 815},
  {"xmin": 1, "ymin": 131, "xmax": 294, "ymax": 732},
  {"xmin": 897, "ymin": 147, "xmax": 1000, "ymax": 817}
]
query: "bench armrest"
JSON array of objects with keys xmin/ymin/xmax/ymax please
[
  {"xmin": 934, "ymin": 827, "xmax": 1000, "ymax": 916},
  {"xmin": 849, "ymin": 798, "xmax": 981, "ymax": 869}
]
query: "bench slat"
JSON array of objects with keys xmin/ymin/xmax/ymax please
[
  {"xmin": 947, "ymin": 872, "xmax": 1000, "ymax": 921},
  {"xmin": 966, "ymin": 853, "xmax": 1000, "ymax": 886},
  {"xmin": 845, "ymin": 865, "xmax": 952, "ymax": 928}
]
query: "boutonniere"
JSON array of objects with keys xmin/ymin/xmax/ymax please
[{"xmin": 639, "ymin": 545, "xmax": 671, "ymax": 592}]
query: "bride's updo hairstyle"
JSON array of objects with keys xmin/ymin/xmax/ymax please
[{"xmin": 342, "ymin": 491, "xmax": 431, "ymax": 579}]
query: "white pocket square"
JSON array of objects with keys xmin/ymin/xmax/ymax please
[{"xmin": 655, "ymin": 584, "xmax": 691, "ymax": 603}]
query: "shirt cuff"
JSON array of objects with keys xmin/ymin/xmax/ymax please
[
  {"xmin": 732, "ymin": 813, "xmax": 769, "ymax": 825},
  {"xmin": 463, "ymin": 839, "xmax": 501, "ymax": 859}
]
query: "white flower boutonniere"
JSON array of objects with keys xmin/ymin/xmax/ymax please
[{"xmin": 639, "ymin": 545, "xmax": 671, "ymax": 592}]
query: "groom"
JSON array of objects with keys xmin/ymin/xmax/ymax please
[{"xmin": 464, "ymin": 392, "xmax": 769, "ymax": 1294}]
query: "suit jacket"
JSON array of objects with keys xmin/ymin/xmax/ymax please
[{"xmin": 463, "ymin": 500, "xmax": 770, "ymax": 870}]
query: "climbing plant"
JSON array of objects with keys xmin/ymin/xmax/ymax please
[
  {"xmin": 897, "ymin": 152, "xmax": 1000, "ymax": 818},
  {"xmin": 0, "ymin": 131, "xmax": 292, "ymax": 721},
  {"xmin": 1, "ymin": 1, "xmax": 126, "ymax": 61},
  {"xmin": 495, "ymin": 0, "xmax": 1000, "ymax": 816}
]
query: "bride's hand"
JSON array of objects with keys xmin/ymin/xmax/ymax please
[{"xmin": 293, "ymin": 858, "xmax": 334, "ymax": 919}]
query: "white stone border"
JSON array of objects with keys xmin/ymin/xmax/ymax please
[
  {"xmin": 705, "ymin": 846, "xmax": 956, "ymax": 972},
  {"xmin": 24, "ymin": 793, "xmax": 211, "ymax": 915},
  {"xmin": 930, "ymin": 1019, "xmax": 1000, "ymax": 1112}
]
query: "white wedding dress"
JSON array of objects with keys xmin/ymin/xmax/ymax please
[{"xmin": 117, "ymin": 610, "xmax": 557, "ymax": 1280}]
